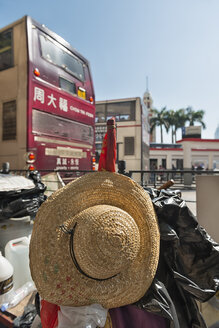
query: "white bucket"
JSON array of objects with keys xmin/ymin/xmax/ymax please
[
  {"xmin": 5, "ymin": 237, "xmax": 33, "ymax": 290},
  {"xmin": 0, "ymin": 251, "xmax": 14, "ymax": 305}
]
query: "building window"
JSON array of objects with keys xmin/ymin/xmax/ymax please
[
  {"xmin": 2, "ymin": 100, "xmax": 16, "ymax": 140},
  {"xmin": 0, "ymin": 29, "xmax": 13, "ymax": 71},
  {"xmin": 95, "ymin": 125, "xmax": 107, "ymax": 142},
  {"xmin": 95, "ymin": 104, "xmax": 106, "ymax": 123},
  {"xmin": 95, "ymin": 101, "xmax": 136, "ymax": 123},
  {"xmin": 106, "ymin": 101, "xmax": 135, "ymax": 122},
  {"xmin": 124, "ymin": 137, "xmax": 134, "ymax": 155}
]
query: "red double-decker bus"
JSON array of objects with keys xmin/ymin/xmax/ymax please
[{"xmin": 0, "ymin": 16, "xmax": 96, "ymax": 174}]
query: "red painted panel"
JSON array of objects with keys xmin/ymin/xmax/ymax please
[
  {"xmin": 150, "ymin": 148, "xmax": 183, "ymax": 151},
  {"xmin": 31, "ymin": 81, "xmax": 95, "ymax": 124},
  {"xmin": 177, "ymin": 138, "xmax": 219, "ymax": 143}
]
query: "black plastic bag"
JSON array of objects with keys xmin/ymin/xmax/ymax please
[
  {"xmin": 0, "ymin": 171, "xmax": 47, "ymax": 220},
  {"xmin": 135, "ymin": 188, "xmax": 219, "ymax": 328},
  {"xmin": 13, "ymin": 304, "xmax": 37, "ymax": 328}
]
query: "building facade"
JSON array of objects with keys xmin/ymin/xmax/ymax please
[
  {"xmin": 95, "ymin": 97, "xmax": 150, "ymax": 176},
  {"xmin": 150, "ymin": 138, "xmax": 219, "ymax": 170}
]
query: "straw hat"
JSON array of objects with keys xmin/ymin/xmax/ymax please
[{"xmin": 30, "ymin": 171, "xmax": 160, "ymax": 309}]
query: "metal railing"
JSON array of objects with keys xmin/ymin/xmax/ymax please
[
  {"xmin": 3, "ymin": 169, "xmax": 219, "ymax": 193},
  {"xmin": 128, "ymin": 169, "xmax": 219, "ymax": 188}
]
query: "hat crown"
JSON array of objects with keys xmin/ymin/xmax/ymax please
[{"xmin": 72, "ymin": 205, "xmax": 141, "ymax": 280}]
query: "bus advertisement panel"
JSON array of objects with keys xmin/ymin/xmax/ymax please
[{"xmin": 0, "ymin": 16, "xmax": 96, "ymax": 174}]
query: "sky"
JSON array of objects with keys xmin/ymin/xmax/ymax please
[{"xmin": 1, "ymin": 0, "xmax": 219, "ymax": 142}]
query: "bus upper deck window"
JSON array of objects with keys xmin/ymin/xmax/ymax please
[{"xmin": 39, "ymin": 33, "xmax": 85, "ymax": 81}]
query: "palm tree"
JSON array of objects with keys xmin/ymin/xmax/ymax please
[
  {"xmin": 165, "ymin": 110, "xmax": 176, "ymax": 143},
  {"xmin": 150, "ymin": 107, "xmax": 169, "ymax": 143},
  {"xmin": 185, "ymin": 106, "xmax": 206, "ymax": 128},
  {"xmin": 173, "ymin": 108, "xmax": 187, "ymax": 142},
  {"xmin": 164, "ymin": 109, "xmax": 187, "ymax": 143}
]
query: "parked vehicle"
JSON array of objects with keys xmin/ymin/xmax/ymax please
[{"xmin": 0, "ymin": 16, "xmax": 96, "ymax": 174}]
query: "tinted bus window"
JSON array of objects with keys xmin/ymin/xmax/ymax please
[
  {"xmin": 32, "ymin": 109, "xmax": 94, "ymax": 145},
  {"xmin": 2, "ymin": 100, "xmax": 16, "ymax": 140},
  {"xmin": 0, "ymin": 29, "xmax": 13, "ymax": 71},
  {"xmin": 59, "ymin": 77, "xmax": 76, "ymax": 94},
  {"xmin": 39, "ymin": 34, "xmax": 85, "ymax": 81}
]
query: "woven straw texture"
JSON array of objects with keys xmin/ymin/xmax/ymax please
[{"xmin": 30, "ymin": 172, "xmax": 160, "ymax": 309}]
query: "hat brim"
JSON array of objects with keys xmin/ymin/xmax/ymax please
[{"xmin": 30, "ymin": 172, "xmax": 160, "ymax": 309}]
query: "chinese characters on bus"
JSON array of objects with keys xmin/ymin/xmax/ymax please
[
  {"xmin": 56, "ymin": 157, "xmax": 80, "ymax": 170},
  {"xmin": 34, "ymin": 87, "xmax": 68, "ymax": 112},
  {"xmin": 33, "ymin": 86, "xmax": 94, "ymax": 118}
]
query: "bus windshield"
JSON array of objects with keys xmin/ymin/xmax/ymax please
[{"xmin": 39, "ymin": 33, "xmax": 85, "ymax": 81}]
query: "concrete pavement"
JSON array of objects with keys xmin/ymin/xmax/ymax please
[{"xmin": 181, "ymin": 189, "xmax": 197, "ymax": 217}]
